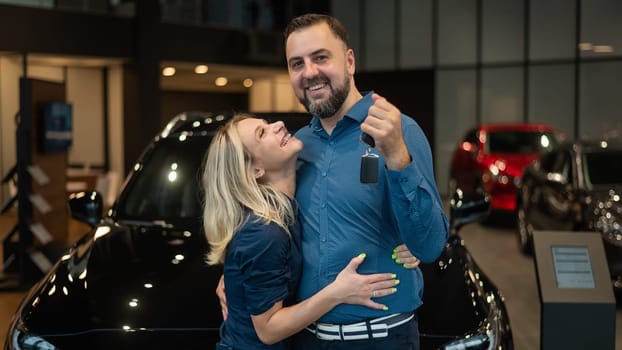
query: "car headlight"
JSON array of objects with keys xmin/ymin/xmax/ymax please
[
  {"xmin": 442, "ymin": 291, "xmax": 506, "ymax": 350},
  {"xmin": 8, "ymin": 319, "xmax": 58, "ymax": 350},
  {"xmin": 443, "ymin": 331, "xmax": 494, "ymax": 350}
]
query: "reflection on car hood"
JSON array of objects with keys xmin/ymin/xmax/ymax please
[{"xmin": 18, "ymin": 220, "xmax": 223, "ymax": 336}]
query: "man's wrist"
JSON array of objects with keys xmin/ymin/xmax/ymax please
[{"xmin": 385, "ymin": 147, "xmax": 411, "ymax": 171}]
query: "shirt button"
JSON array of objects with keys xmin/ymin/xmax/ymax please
[
  {"xmin": 330, "ymin": 141, "xmax": 334, "ymax": 145},
  {"xmin": 321, "ymin": 203, "xmax": 326, "ymax": 208},
  {"xmin": 322, "ymin": 172, "xmax": 327, "ymax": 177}
]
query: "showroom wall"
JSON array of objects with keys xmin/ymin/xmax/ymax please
[
  {"xmin": 1, "ymin": 0, "xmax": 621, "ymax": 202},
  {"xmin": 333, "ymin": 0, "xmax": 622, "ymax": 196},
  {"xmin": 0, "ymin": 56, "xmax": 302, "ymax": 203},
  {"xmin": 0, "ymin": 57, "xmax": 125, "ymax": 203},
  {"xmin": 0, "ymin": 55, "xmax": 21, "ymax": 202}
]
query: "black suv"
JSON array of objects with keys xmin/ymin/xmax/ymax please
[{"xmin": 6, "ymin": 112, "xmax": 513, "ymax": 350}]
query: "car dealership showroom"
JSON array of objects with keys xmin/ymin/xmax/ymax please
[{"xmin": 1, "ymin": 0, "xmax": 621, "ymax": 349}]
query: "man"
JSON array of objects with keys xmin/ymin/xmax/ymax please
[{"xmin": 284, "ymin": 14, "xmax": 448, "ymax": 349}]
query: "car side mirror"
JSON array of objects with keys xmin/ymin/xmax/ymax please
[
  {"xmin": 67, "ymin": 191, "xmax": 103, "ymax": 227},
  {"xmin": 449, "ymin": 189, "xmax": 491, "ymax": 232}
]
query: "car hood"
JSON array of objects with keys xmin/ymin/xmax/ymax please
[
  {"xmin": 16, "ymin": 220, "xmax": 223, "ymax": 336},
  {"xmin": 481, "ymin": 153, "xmax": 539, "ymax": 178}
]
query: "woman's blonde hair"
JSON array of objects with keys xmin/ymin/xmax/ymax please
[{"xmin": 202, "ymin": 114, "xmax": 295, "ymax": 265}]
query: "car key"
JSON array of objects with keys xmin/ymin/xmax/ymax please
[
  {"xmin": 360, "ymin": 149, "xmax": 379, "ymax": 183},
  {"xmin": 361, "ymin": 132, "xmax": 375, "ymax": 148},
  {"xmin": 360, "ymin": 132, "xmax": 378, "ymax": 183}
]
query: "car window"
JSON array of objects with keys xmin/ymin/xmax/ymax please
[
  {"xmin": 552, "ymin": 151, "xmax": 571, "ymax": 181},
  {"xmin": 117, "ymin": 136, "xmax": 210, "ymax": 220},
  {"xmin": 582, "ymin": 151, "xmax": 622, "ymax": 188},
  {"xmin": 485, "ymin": 131, "xmax": 559, "ymax": 154},
  {"xmin": 538, "ymin": 149, "xmax": 561, "ymax": 173}
]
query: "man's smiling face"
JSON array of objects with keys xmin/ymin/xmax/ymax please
[{"xmin": 285, "ymin": 22, "xmax": 354, "ymax": 119}]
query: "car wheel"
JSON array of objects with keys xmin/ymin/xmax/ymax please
[{"xmin": 516, "ymin": 205, "xmax": 534, "ymax": 255}]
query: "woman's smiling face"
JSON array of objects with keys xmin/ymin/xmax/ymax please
[{"xmin": 236, "ymin": 118, "xmax": 303, "ymax": 178}]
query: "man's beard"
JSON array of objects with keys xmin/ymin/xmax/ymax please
[{"xmin": 300, "ymin": 74, "xmax": 350, "ymax": 119}]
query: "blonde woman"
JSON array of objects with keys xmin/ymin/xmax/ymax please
[{"xmin": 203, "ymin": 114, "xmax": 398, "ymax": 350}]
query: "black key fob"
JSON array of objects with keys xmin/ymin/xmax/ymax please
[
  {"xmin": 361, "ymin": 132, "xmax": 375, "ymax": 148},
  {"xmin": 360, "ymin": 153, "xmax": 379, "ymax": 184}
]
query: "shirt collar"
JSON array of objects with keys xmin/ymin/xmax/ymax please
[{"xmin": 345, "ymin": 91, "xmax": 374, "ymax": 124}]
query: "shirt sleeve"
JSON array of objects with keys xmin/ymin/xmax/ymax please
[
  {"xmin": 385, "ymin": 117, "xmax": 449, "ymax": 263},
  {"xmin": 233, "ymin": 220, "xmax": 292, "ymax": 316}
]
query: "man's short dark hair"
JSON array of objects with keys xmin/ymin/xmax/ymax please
[{"xmin": 283, "ymin": 13, "xmax": 350, "ymax": 49}]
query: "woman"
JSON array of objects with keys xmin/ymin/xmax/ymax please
[{"xmin": 203, "ymin": 114, "xmax": 399, "ymax": 349}]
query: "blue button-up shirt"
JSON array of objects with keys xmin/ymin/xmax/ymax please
[{"xmin": 294, "ymin": 92, "xmax": 448, "ymax": 324}]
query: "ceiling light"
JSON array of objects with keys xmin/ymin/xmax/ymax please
[
  {"xmin": 243, "ymin": 78, "xmax": 254, "ymax": 88},
  {"xmin": 578, "ymin": 42, "xmax": 593, "ymax": 51},
  {"xmin": 162, "ymin": 67, "xmax": 176, "ymax": 76},
  {"xmin": 194, "ymin": 65, "xmax": 208, "ymax": 74},
  {"xmin": 215, "ymin": 77, "xmax": 228, "ymax": 87},
  {"xmin": 593, "ymin": 45, "xmax": 614, "ymax": 53}
]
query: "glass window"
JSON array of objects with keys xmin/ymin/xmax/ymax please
[
  {"xmin": 435, "ymin": 69, "xmax": 477, "ymax": 196},
  {"xmin": 481, "ymin": 0, "xmax": 524, "ymax": 64},
  {"xmin": 539, "ymin": 149, "xmax": 562, "ymax": 173},
  {"xmin": 583, "ymin": 151, "xmax": 622, "ymax": 187},
  {"xmin": 437, "ymin": 0, "xmax": 477, "ymax": 66},
  {"xmin": 399, "ymin": 0, "xmax": 433, "ymax": 68},
  {"xmin": 529, "ymin": 0, "xmax": 576, "ymax": 61},
  {"xmin": 119, "ymin": 137, "xmax": 210, "ymax": 220},
  {"xmin": 579, "ymin": 61, "xmax": 622, "ymax": 140},
  {"xmin": 485, "ymin": 130, "xmax": 560, "ymax": 154},
  {"xmin": 528, "ymin": 64, "xmax": 575, "ymax": 137},
  {"xmin": 363, "ymin": 0, "xmax": 396, "ymax": 70},
  {"xmin": 481, "ymin": 67, "xmax": 524, "ymax": 123},
  {"xmin": 581, "ymin": 0, "xmax": 622, "ymax": 59},
  {"xmin": 332, "ymin": 0, "xmax": 362, "ymax": 67}
]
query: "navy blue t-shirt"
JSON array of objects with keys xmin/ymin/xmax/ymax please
[{"xmin": 216, "ymin": 212, "xmax": 302, "ymax": 350}]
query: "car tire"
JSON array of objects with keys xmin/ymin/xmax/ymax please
[{"xmin": 516, "ymin": 205, "xmax": 533, "ymax": 255}]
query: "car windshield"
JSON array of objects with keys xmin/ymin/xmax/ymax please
[
  {"xmin": 486, "ymin": 131, "xmax": 559, "ymax": 154},
  {"xmin": 116, "ymin": 136, "xmax": 210, "ymax": 221},
  {"xmin": 583, "ymin": 150, "xmax": 622, "ymax": 188}
]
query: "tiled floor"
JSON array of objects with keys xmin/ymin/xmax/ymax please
[
  {"xmin": 459, "ymin": 220, "xmax": 622, "ymax": 350},
  {"xmin": 0, "ymin": 291, "xmax": 23, "ymax": 346},
  {"xmin": 1, "ymin": 211, "xmax": 28, "ymax": 347}
]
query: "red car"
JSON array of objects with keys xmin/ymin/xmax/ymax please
[{"xmin": 449, "ymin": 123, "xmax": 563, "ymax": 213}]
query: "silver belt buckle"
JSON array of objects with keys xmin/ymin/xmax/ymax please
[{"xmin": 369, "ymin": 323, "xmax": 388, "ymax": 338}]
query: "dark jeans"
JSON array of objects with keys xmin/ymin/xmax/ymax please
[{"xmin": 292, "ymin": 314, "xmax": 419, "ymax": 350}]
